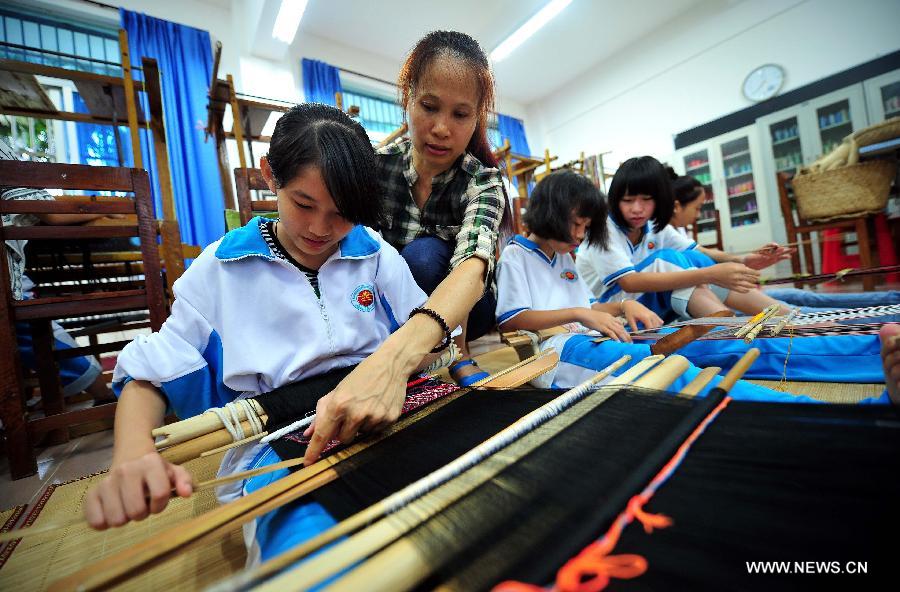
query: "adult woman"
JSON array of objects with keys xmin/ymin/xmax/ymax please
[
  {"xmin": 302, "ymin": 31, "xmax": 508, "ymax": 464},
  {"xmin": 374, "ymin": 30, "xmax": 508, "ymax": 386}
]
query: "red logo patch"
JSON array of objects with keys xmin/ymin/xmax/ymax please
[
  {"xmin": 356, "ymin": 289, "xmax": 374, "ymax": 308},
  {"xmin": 648, "ymin": 241, "xmax": 656, "ymax": 250}
]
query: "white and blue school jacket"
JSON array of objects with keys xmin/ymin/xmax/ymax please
[
  {"xmin": 575, "ymin": 216, "xmax": 699, "ymax": 316},
  {"xmin": 112, "ymin": 217, "xmax": 428, "ymax": 497},
  {"xmin": 495, "ymin": 235, "xmax": 597, "ymax": 327},
  {"xmin": 495, "ymin": 235, "xmax": 608, "ymax": 389}
]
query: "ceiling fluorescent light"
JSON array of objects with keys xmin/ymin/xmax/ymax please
[
  {"xmin": 272, "ymin": 0, "xmax": 308, "ymax": 44},
  {"xmin": 491, "ymin": 0, "xmax": 572, "ymax": 62}
]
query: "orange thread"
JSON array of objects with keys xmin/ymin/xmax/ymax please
[{"xmin": 627, "ymin": 496, "xmax": 673, "ymax": 534}]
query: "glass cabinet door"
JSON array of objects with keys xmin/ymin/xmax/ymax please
[
  {"xmin": 816, "ymin": 99, "xmax": 854, "ymax": 155},
  {"xmin": 767, "ymin": 116, "xmax": 803, "ymax": 178},
  {"xmin": 683, "ymin": 149, "xmax": 717, "ymax": 234},
  {"xmin": 720, "ymin": 137, "xmax": 758, "ymax": 228},
  {"xmin": 880, "ymin": 81, "xmax": 900, "ymax": 120}
]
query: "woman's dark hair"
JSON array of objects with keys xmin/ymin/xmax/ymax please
[
  {"xmin": 672, "ymin": 175, "xmax": 704, "ymax": 205},
  {"xmin": 523, "ymin": 170, "xmax": 608, "ymax": 248},
  {"xmin": 266, "ymin": 103, "xmax": 383, "ymax": 228},
  {"xmin": 398, "ymin": 30, "xmax": 497, "ymax": 168},
  {"xmin": 607, "ymin": 156, "xmax": 674, "ymax": 232}
]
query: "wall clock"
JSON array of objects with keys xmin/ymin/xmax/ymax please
[{"xmin": 742, "ymin": 64, "xmax": 785, "ymax": 102}]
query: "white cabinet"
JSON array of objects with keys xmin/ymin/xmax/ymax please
[
  {"xmin": 864, "ymin": 68, "xmax": 900, "ymax": 123},
  {"xmin": 673, "ymin": 125, "xmax": 772, "ymax": 253},
  {"xmin": 757, "ymin": 85, "xmax": 871, "ymax": 255}
]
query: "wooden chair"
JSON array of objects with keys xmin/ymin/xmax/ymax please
[
  {"xmin": 691, "ymin": 209, "xmax": 724, "ymax": 250},
  {"xmin": 0, "ymin": 161, "xmax": 167, "ymax": 479},
  {"xmin": 234, "ymin": 168, "xmax": 278, "ymax": 227},
  {"xmin": 775, "ymin": 172, "xmax": 878, "ymax": 290}
]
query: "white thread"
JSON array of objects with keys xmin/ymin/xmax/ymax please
[
  {"xmin": 207, "ymin": 399, "xmax": 264, "ymax": 443},
  {"xmin": 260, "ymin": 413, "xmax": 315, "ymax": 444}
]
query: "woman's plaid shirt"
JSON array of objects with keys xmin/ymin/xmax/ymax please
[{"xmin": 375, "ymin": 140, "xmax": 505, "ymax": 286}]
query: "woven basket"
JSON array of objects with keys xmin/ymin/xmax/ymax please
[{"xmin": 792, "ymin": 159, "xmax": 895, "ymax": 222}]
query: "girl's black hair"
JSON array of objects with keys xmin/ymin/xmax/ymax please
[
  {"xmin": 398, "ymin": 30, "xmax": 498, "ymax": 168},
  {"xmin": 672, "ymin": 175, "xmax": 704, "ymax": 205},
  {"xmin": 523, "ymin": 170, "xmax": 608, "ymax": 248},
  {"xmin": 607, "ymin": 156, "xmax": 674, "ymax": 232},
  {"xmin": 266, "ymin": 103, "xmax": 383, "ymax": 228}
]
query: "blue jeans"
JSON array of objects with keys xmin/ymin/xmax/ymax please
[{"xmin": 400, "ymin": 236, "xmax": 496, "ymax": 341}]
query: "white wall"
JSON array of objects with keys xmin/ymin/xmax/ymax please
[{"xmin": 526, "ymin": 0, "xmax": 900, "ymax": 167}]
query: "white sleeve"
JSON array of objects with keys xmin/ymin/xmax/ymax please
[
  {"xmin": 374, "ymin": 238, "xmax": 429, "ymax": 332},
  {"xmin": 112, "ymin": 289, "xmax": 213, "ymax": 392},
  {"xmin": 575, "ymin": 239, "xmax": 635, "ymax": 296},
  {"xmin": 495, "ymin": 246, "xmax": 533, "ymax": 326},
  {"xmin": 659, "ymin": 225, "xmax": 697, "ymax": 251}
]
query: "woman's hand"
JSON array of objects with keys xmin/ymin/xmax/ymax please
[
  {"xmin": 742, "ymin": 243, "xmax": 794, "ymax": 270},
  {"xmin": 84, "ymin": 451, "xmax": 193, "ymax": 530},
  {"xmin": 708, "ymin": 262, "xmax": 760, "ymax": 293},
  {"xmin": 302, "ymin": 346, "xmax": 410, "ymax": 465},
  {"xmin": 621, "ymin": 300, "xmax": 664, "ymax": 332},
  {"xmin": 578, "ymin": 309, "xmax": 631, "ymax": 342}
]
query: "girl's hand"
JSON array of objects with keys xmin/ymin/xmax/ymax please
[
  {"xmin": 742, "ymin": 243, "xmax": 794, "ymax": 270},
  {"xmin": 621, "ymin": 300, "xmax": 664, "ymax": 332},
  {"xmin": 84, "ymin": 451, "xmax": 193, "ymax": 530},
  {"xmin": 709, "ymin": 262, "xmax": 760, "ymax": 293},
  {"xmin": 578, "ymin": 309, "xmax": 631, "ymax": 342},
  {"xmin": 303, "ymin": 350, "xmax": 408, "ymax": 465}
]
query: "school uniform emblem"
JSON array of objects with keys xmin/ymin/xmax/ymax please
[
  {"xmin": 351, "ymin": 284, "xmax": 376, "ymax": 312},
  {"xmin": 647, "ymin": 241, "xmax": 655, "ymax": 250},
  {"xmin": 560, "ymin": 269, "xmax": 578, "ymax": 282}
]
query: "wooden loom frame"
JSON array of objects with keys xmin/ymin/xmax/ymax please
[{"xmin": 0, "ymin": 28, "xmax": 199, "ymax": 294}]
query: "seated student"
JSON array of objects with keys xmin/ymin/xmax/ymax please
[
  {"xmin": 575, "ymin": 156, "xmax": 791, "ymax": 321},
  {"xmin": 82, "ymin": 104, "xmax": 450, "ymax": 565},
  {"xmin": 883, "ymin": 324, "xmax": 900, "ymax": 405},
  {"xmin": 1, "ymin": 138, "xmax": 116, "ymax": 406},
  {"xmin": 670, "ymin": 174, "xmax": 900, "ymax": 311},
  {"xmin": 496, "ymin": 170, "xmax": 889, "ymax": 400}
]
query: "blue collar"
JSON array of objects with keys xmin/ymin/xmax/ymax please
[
  {"xmin": 610, "ymin": 215, "xmax": 651, "ymax": 253},
  {"xmin": 509, "ymin": 234, "xmax": 556, "ymax": 265},
  {"xmin": 215, "ymin": 217, "xmax": 380, "ymax": 262}
]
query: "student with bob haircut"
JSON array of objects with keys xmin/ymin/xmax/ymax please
[
  {"xmin": 577, "ymin": 156, "xmax": 788, "ymax": 320},
  {"xmin": 83, "ymin": 104, "xmax": 453, "ymax": 564}
]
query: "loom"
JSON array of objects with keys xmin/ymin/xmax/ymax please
[{"xmin": 242, "ymin": 352, "xmax": 897, "ymax": 592}]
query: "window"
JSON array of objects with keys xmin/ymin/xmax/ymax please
[
  {"xmin": 0, "ymin": 8, "xmax": 120, "ymax": 75},
  {"xmin": 341, "ymin": 88, "xmax": 404, "ymax": 144},
  {"xmin": 0, "ymin": 8, "xmax": 123, "ymax": 166}
]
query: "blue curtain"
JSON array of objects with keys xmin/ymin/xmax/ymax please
[
  {"xmin": 72, "ymin": 92, "xmax": 133, "ymax": 167},
  {"xmin": 120, "ymin": 9, "xmax": 224, "ymax": 248},
  {"xmin": 302, "ymin": 58, "xmax": 342, "ymax": 106},
  {"xmin": 498, "ymin": 114, "xmax": 531, "ymax": 155},
  {"xmin": 498, "ymin": 114, "xmax": 532, "ymax": 191}
]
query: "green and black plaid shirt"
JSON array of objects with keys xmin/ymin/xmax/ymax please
[{"xmin": 375, "ymin": 140, "xmax": 505, "ymax": 285}]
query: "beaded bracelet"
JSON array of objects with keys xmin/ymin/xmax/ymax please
[{"xmin": 410, "ymin": 306, "xmax": 453, "ymax": 353}]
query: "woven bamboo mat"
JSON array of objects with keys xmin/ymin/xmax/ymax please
[
  {"xmin": 0, "ymin": 506, "xmax": 26, "ymax": 533},
  {"xmin": 747, "ymin": 380, "xmax": 885, "ymax": 404},
  {"xmin": 0, "ymin": 453, "xmax": 246, "ymax": 591}
]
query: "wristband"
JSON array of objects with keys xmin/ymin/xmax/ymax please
[{"xmin": 410, "ymin": 306, "xmax": 453, "ymax": 353}]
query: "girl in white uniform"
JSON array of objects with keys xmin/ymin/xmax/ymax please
[
  {"xmin": 576, "ymin": 156, "xmax": 790, "ymax": 321},
  {"xmin": 82, "ymin": 104, "xmax": 450, "ymax": 565},
  {"xmin": 496, "ymin": 170, "xmax": 889, "ymax": 400}
]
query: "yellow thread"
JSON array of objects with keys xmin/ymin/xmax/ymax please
[{"xmin": 778, "ymin": 325, "xmax": 794, "ymax": 391}]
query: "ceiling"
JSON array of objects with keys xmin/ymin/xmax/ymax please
[{"xmin": 297, "ymin": 0, "xmax": 707, "ymax": 105}]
